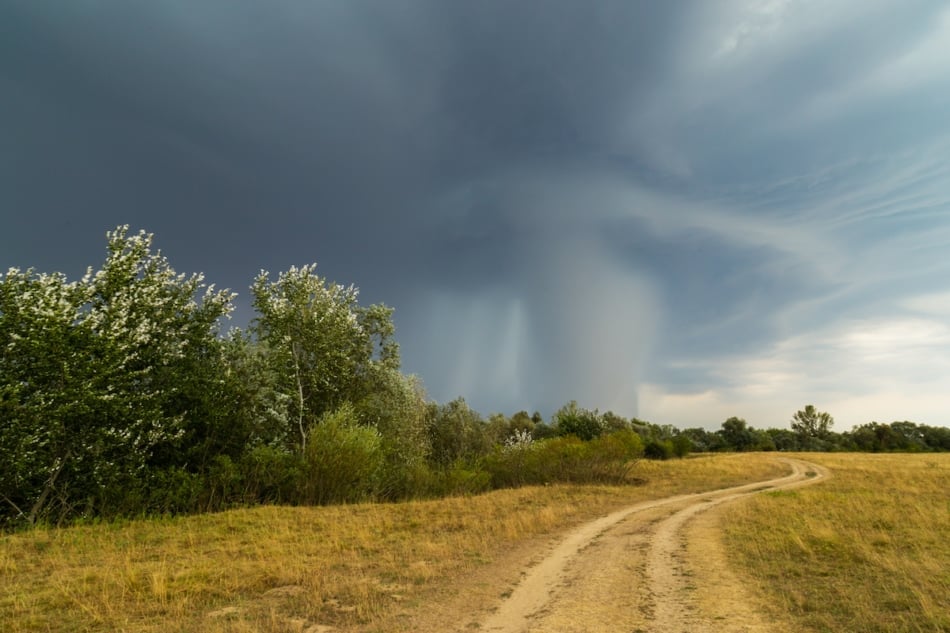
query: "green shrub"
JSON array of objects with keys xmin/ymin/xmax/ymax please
[
  {"xmin": 531, "ymin": 436, "xmax": 588, "ymax": 482},
  {"xmin": 553, "ymin": 400, "xmax": 604, "ymax": 440},
  {"xmin": 419, "ymin": 460, "xmax": 493, "ymax": 497},
  {"xmin": 425, "ymin": 398, "xmax": 492, "ymax": 467},
  {"xmin": 299, "ymin": 403, "xmax": 384, "ymax": 505},
  {"xmin": 585, "ymin": 430, "xmax": 643, "ymax": 482},
  {"xmin": 138, "ymin": 467, "xmax": 204, "ymax": 516},
  {"xmin": 644, "ymin": 438, "xmax": 674, "ymax": 460},
  {"xmin": 239, "ymin": 445, "xmax": 302, "ymax": 504},
  {"xmin": 486, "ymin": 430, "xmax": 642, "ymax": 487},
  {"xmin": 671, "ymin": 434, "xmax": 693, "ymax": 458},
  {"xmin": 204, "ymin": 455, "xmax": 243, "ymax": 510},
  {"xmin": 482, "ymin": 430, "xmax": 536, "ymax": 487},
  {"xmin": 375, "ymin": 443, "xmax": 435, "ymax": 501}
]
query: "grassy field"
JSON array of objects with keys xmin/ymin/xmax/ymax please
[
  {"xmin": 4, "ymin": 453, "xmax": 947, "ymax": 633},
  {"xmin": 722, "ymin": 453, "xmax": 950, "ymax": 633},
  {"xmin": 0, "ymin": 454, "xmax": 785, "ymax": 633}
]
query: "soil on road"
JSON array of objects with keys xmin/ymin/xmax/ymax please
[{"xmin": 463, "ymin": 458, "xmax": 828, "ymax": 633}]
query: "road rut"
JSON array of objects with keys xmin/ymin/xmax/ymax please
[{"xmin": 474, "ymin": 458, "xmax": 828, "ymax": 633}]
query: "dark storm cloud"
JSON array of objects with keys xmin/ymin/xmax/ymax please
[
  {"xmin": 1, "ymin": 0, "xmax": 689, "ymax": 413},
  {"xmin": 4, "ymin": 1, "xmax": 950, "ymax": 424},
  {"xmin": 2, "ymin": 2, "xmax": 676, "ymax": 259}
]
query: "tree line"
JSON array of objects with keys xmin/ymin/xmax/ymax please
[
  {"xmin": 681, "ymin": 408, "xmax": 950, "ymax": 453},
  {"xmin": 1, "ymin": 228, "xmax": 947, "ymax": 528},
  {"xmin": 0, "ymin": 228, "xmax": 646, "ymax": 527}
]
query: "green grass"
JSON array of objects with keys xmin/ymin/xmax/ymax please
[{"xmin": 723, "ymin": 453, "xmax": 950, "ymax": 633}]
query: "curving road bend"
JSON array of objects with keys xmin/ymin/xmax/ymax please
[{"xmin": 474, "ymin": 458, "xmax": 829, "ymax": 633}]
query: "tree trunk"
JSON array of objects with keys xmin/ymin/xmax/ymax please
[
  {"xmin": 28, "ymin": 447, "xmax": 71, "ymax": 525},
  {"xmin": 292, "ymin": 343, "xmax": 307, "ymax": 451}
]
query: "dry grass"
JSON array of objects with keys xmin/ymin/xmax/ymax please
[
  {"xmin": 0, "ymin": 454, "xmax": 784, "ymax": 632},
  {"xmin": 722, "ymin": 453, "xmax": 950, "ymax": 633}
]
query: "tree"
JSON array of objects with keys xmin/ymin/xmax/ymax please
[
  {"xmin": 766, "ymin": 428, "xmax": 801, "ymax": 451},
  {"xmin": 791, "ymin": 405, "xmax": 834, "ymax": 443},
  {"xmin": 719, "ymin": 417, "xmax": 756, "ymax": 451},
  {"xmin": 0, "ymin": 227, "xmax": 235, "ymax": 524},
  {"xmin": 553, "ymin": 400, "xmax": 604, "ymax": 441},
  {"xmin": 425, "ymin": 398, "xmax": 490, "ymax": 467},
  {"xmin": 182, "ymin": 330, "xmax": 290, "ymax": 464},
  {"xmin": 670, "ymin": 434, "xmax": 693, "ymax": 458},
  {"xmin": 352, "ymin": 368, "xmax": 430, "ymax": 498},
  {"xmin": 920, "ymin": 424, "xmax": 950, "ymax": 451},
  {"xmin": 509, "ymin": 411, "xmax": 537, "ymax": 435},
  {"xmin": 680, "ymin": 427, "xmax": 726, "ymax": 452},
  {"xmin": 890, "ymin": 421, "xmax": 926, "ymax": 452},
  {"xmin": 485, "ymin": 411, "xmax": 539, "ymax": 446},
  {"xmin": 250, "ymin": 264, "xmax": 398, "ymax": 451},
  {"xmin": 601, "ymin": 411, "xmax": 631, "ymax": 434},
  {"xmin": 81, "ymin": 227, "xmax": 236, "ymax": 482},
  {"xmin": 0, "ymin": 267, "xmax": 93, "ymax": 524}
]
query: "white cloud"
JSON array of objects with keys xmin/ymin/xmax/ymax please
[
  {"xmin": 709, "ymin": 0, "xmax": 797, "ymax": 60},
  {"xmin": 902, "ymin": 291, "xmax": 950, "ymax": 316},
  {"xmin": 641, "ymin": 316, "xmax": 950, "ymax": 430},
  {"xmin": 793, "ymin": 6, "xmax": 950, "ymax": 126}
]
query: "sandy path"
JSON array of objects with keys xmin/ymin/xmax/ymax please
[{"xmin": 474, "ymin": 458, "xmax": 828, "ymax": 633}]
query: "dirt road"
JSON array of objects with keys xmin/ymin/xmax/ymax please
[{"xmin": 472, "ymin": 458, "xmax": 828, "ymax": 633}]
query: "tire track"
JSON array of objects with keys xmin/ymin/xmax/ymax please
[{"xmin": 475, "ymin": 459, "xmax": 828, "ymax": 633}]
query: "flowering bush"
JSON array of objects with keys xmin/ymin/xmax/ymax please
[{"xmin": 0, "ymin": 227, "xmax": 234, "ymax": 525}]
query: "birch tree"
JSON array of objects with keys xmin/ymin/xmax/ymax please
[{"xmin": 250, "ymin": 264, "xmax": 399, "ymax": 451}]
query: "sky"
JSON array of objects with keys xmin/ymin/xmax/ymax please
[{"xmin": 3, "ymin": 1, "xmax": 950, "ymax": 431}]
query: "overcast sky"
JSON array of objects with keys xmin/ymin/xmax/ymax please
[{"xmin": 3, "ymin": 1, "xmax": 950, "ymax": 430}]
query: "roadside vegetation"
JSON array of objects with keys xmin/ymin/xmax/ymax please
[
  {"xmin": 723, "ymin": 453, "xmax": 950, "ymax": 633},
  {"xmin": 4, "ymin": 228, "xmax": 946, "ymax": 529},
  {"xmin": 1, "ymin": 228, "xmax": 651, "ymax": 528},
  {"xmin": 0, "ymin": 454, "xmax": 786, "ymax": 633}
]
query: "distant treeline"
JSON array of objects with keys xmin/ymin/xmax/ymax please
[
  {"xmin": 677, "ymin": 416, "xmax": 950, "ymax": 454},
  {"xmin": 1, "ymin": 228, "xmax": 947, "ymax": 528}
]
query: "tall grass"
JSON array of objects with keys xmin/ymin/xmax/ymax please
[
  {"xmin": 0, "ymin": 454, "xmax": 784, "ymax": 632},
  {"xmin": 722, "ymin": 453, "xmax": 950, "ymax": 633}
]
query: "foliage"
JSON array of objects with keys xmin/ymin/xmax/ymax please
[
  {"xmin": 250, "ymin": 264, "xmax": 397, "ymax": 451},
  {"xmin": 425, "ymin": 398, "xmax": 491, "ymax": 467},
  {"xmin": 299, "ymin": 403, "xmax": 384, "ymax": 505},
  {"xmin": 766, "ymin": 428, "xmax": 801, "ymax": 451},
  {"xmin": 531, "ymin": 421, "xmax": 559, "ymax": 440},
  {"xmin": 353, "ymin": 368, "xmax": 430, "ymax": 499},
  {"xmin": 423, "ymin": 461, "xmax": 493, "ymax": 497},
  {"xmin": 486, "ymin": 430, "xmax": 643, "ymax": 486},
  {"xmin": 4, "ymin": 226, "xmax": 950, "ymax": 529},
  {"xmin": 643, "ymin": 439, "xmax": 674, "ymax": 460},
  {"xmin": 678, "ymin": 427, "xmax": 726, "ymax": 452},
  {"xmin": 718, "ymin": 417, "xmax": 756, "ymax": 452},
  {"xmin": 585, "ymin": 430, "xmax": 644, "ymax": 480},
  {"xmin": 236, "ymin": 445, "xmax": 303, "ymax": 504},
  {"xmin": 847, "ymin": 420, "xmax": 950, "ymax": 453},
  {"xmin": 0, "ymin": 227, "xmax": 234, "ymax": 526},
  {"xmin": 670, "ymin": 434, "xmax": 693, "ymax": 458},
  {"xmin": 791, "ymin": 404, "xmax": 834, "ymax": 444},
  {"xmin": 553, "ymin": 400, "xmax": 604, "ymax": 441},
  {"xmin": 484, "ymin": 429, "xmax": 536, "ymax": 487}
]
